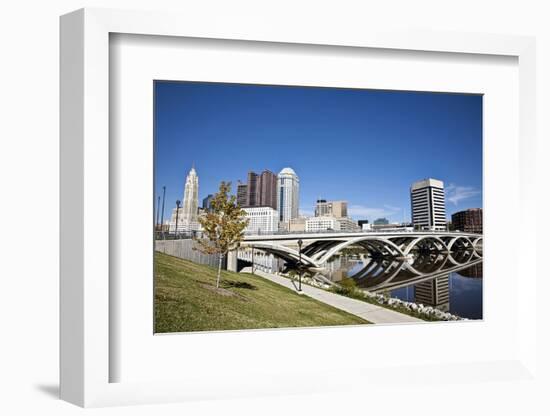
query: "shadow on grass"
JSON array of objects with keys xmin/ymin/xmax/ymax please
[{"xmin": 222, "ymin": 280, "xmax": 258, "ymax": 290}]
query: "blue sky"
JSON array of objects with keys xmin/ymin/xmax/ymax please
[{"xmin": 154, "ymin": 81, "xmax": 482, "ymax": 223}]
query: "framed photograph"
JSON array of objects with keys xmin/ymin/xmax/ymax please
[
  {"xmin": 153, "ymin": 80, "xmax": 483, "ymax": 334},
  {"xmin": 60, "ymin": 8, "xmax": 537, "ymax": 407}
]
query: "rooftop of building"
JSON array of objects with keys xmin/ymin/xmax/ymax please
[
  {"xmin": 242, "ymin": 206, "xmax": 278, "ymax": 211},
  {"xmin": 452, "ymin": 208, "xmax": 483, "ymax": 214},
  {"xmin": 411, "ymin": 178, "xmax": 444, "ymax": 191},
  {"xmin": 279, "ymin": 167, "xmax": 297, "ymax": 176},
  {"xmin": 316, "ymin": 199, "xmax": 347, "ymax": 204}
]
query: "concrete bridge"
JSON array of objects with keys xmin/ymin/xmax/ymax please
[{"xmin": 232, "ymin": 231, "xmax": 483, "ymax": 272}]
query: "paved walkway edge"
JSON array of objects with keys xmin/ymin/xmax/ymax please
[{"xmin": 248, "ymin": 269, "xmax": 423, "ymax": 324}]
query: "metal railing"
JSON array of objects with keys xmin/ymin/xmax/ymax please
[
  {"xmin": 155, "ymin": 228, "xmax": 482, "ymax": 241},
  {"xmin": 154, "ymin": 231, "xmax": 202, "ymax": 240},
  {"xmin": 242, "ymin": 228, "xmax": 480, "ymax": 236}
]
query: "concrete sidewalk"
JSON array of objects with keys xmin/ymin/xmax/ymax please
[{"xmin": 250, "ymin": 269, "xmax": 423, "ymax": 324}]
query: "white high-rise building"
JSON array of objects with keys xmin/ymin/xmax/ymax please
[
  {"xmin": 169, "ymin": 166, "xmax": 200, "ymax": 233},
  {"xmin": 277, "ymin": 167, "xmax": 299, "ymax": 227},
  {"xmin": 243, "ymin": 206, "xmax": 279, "ymax": 234},
  {"xmin": 410, "ymin": 178, "xmax": 446, "ymax": 230},
  {"xmin": 181, "ymin": 166, "xmax": 199, "ymax": 222}
]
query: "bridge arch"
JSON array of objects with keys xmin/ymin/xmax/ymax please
[
  {"xmin": 302, "ymin": 240, "xmax": 344, "ymax": 258},
  {"xmin": 402, "ymin": 235, "xmax": 447, "ymax": 256},
  {"xmin": 444, "ymin": 236, "xmax": 476, "ymax": 266},
  {"xmin": 446, "ymin": 236, "xmax": 474, "ymax": 252},
  {"xmin": 317, "ymin": 236, "xmax": 406, "ymax": 265},
  {"xmin": 242, "ymin": 243, "xmax": 321, "ymax": 268},
  {"xmin": 406, "ymin": 251, "xmax": 450, "ymax": 275},
  {"xmin": 472, "ymin": 237, "xmax": 483, "ymax": 257}
]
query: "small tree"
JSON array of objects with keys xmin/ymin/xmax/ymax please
[{"xmin": 194, "ymin": 182, "xmax": 249, "ymax": 288}]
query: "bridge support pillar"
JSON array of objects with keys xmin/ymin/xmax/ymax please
[{"xmin": 227, "ymin": 250, "xmax": 238, "ymax": 272}]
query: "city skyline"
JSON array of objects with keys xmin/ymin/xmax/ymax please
[{"xmin": 155, "ymin": 81, "xmax": 482, "ymax": 223}]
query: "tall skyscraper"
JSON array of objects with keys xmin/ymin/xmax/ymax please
[
  {"xmin": 245, "ymin": 171, "xmax": 259, "ymax": 207},
  {"xmin": 314, "ymin": 199, "xmax": 329, "ymax": 216},
  {"xmin": 239, "ymin": 170, "xmax": 277, "ymax": 210},
  {"xmin": 410, "ymin": 178, "xmax": 446, "ymax": 231},
  {"xmin": 259, "ymin": 170, "xmax": 278, "ymax": 210},
  {"xmin": 182, "ymin": 166, "xmax": 199, "ymax": 222},
  {"xmin": 237, "ymin": 182, "xmax": 248, "ymax": 207},
  {"xmin": 277, "ymin": 167, "xmax": 299, "ymax": 224},
  {"xmin": 169, "ymin": 166, "xmax": 199, "ymax": 233},
  {"xmin": 202, "ymin": 194, "xmax": 213, "ymax": 212},
  {"xmin": 314, "ymin": 200, "xmax": 348, "ymax": 217}
]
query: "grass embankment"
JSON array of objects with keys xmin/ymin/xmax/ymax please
[{"xmin": 155, "ymin": 252, "xmax": 369, "ymax": 333}]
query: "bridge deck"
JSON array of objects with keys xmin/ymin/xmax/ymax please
[{"xmin": 243, "ymin": 231, "xmax": 482, "ymax": 242}]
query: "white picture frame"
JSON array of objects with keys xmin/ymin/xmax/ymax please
[{"xmin": 60, "ymin": 8, "xmax": 537, "ymax": 407}]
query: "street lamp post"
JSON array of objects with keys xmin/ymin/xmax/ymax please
[
  {"xmin": 156, "ymin": 195, "xmax": 161, "ymax": 231},
  {"xmin": 160, "ymin": 186, "xmax": 166, "ymax": 238},
  {"xmin": 175, "ymin": 199, "xmax": 181, "ymax": 239},
  {"xmin": 297, "ymin": 239, "xmax": 303, "ymax": 292},
  {"xmin": 251, "ymin": 245, "xmax": 255, "ymax": 274}
]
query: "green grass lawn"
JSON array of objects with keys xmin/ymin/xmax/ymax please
[{"xmin": 155, "ymin": 252, "xmax": 369, "ymax": 333}]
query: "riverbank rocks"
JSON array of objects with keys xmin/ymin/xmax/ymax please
[
  {"xmin": 279, "ymin": 272, "xmax": 464, "ymax": 321},
  {"xmin": 360, "ymin": 289, "xmax": 464, "ymax": 321}
]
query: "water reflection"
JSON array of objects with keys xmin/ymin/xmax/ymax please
[
  {"xmin": 302, "ymin": 247, "xmax": 482, "ymax": 319},
  {"xmin": 413, "ymin": 275, "xmax": 450, "ymax": 312},
  {"xmin": 455, "ymin": 262, "xmax": 482, "ymax": 278},
  {"xmin": 390, "ymin": 268, "xmax": 483, "ymax": 319}
]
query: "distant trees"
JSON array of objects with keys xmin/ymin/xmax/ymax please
[{"xmin": 194, "ymin": 182, "xmax": 249, "ymax": 288}]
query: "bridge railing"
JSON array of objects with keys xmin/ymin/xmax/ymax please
[
  {"xmin": 242, "ymin": 229, "xmax": 482, "ymax": 237},
  {"xmin": 154, "ymin": 231, "xmax": 201, "ymax": 240},
  {"xmin": 155, "ymin": 229, "xmax": 482, "ymax": 241}
]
